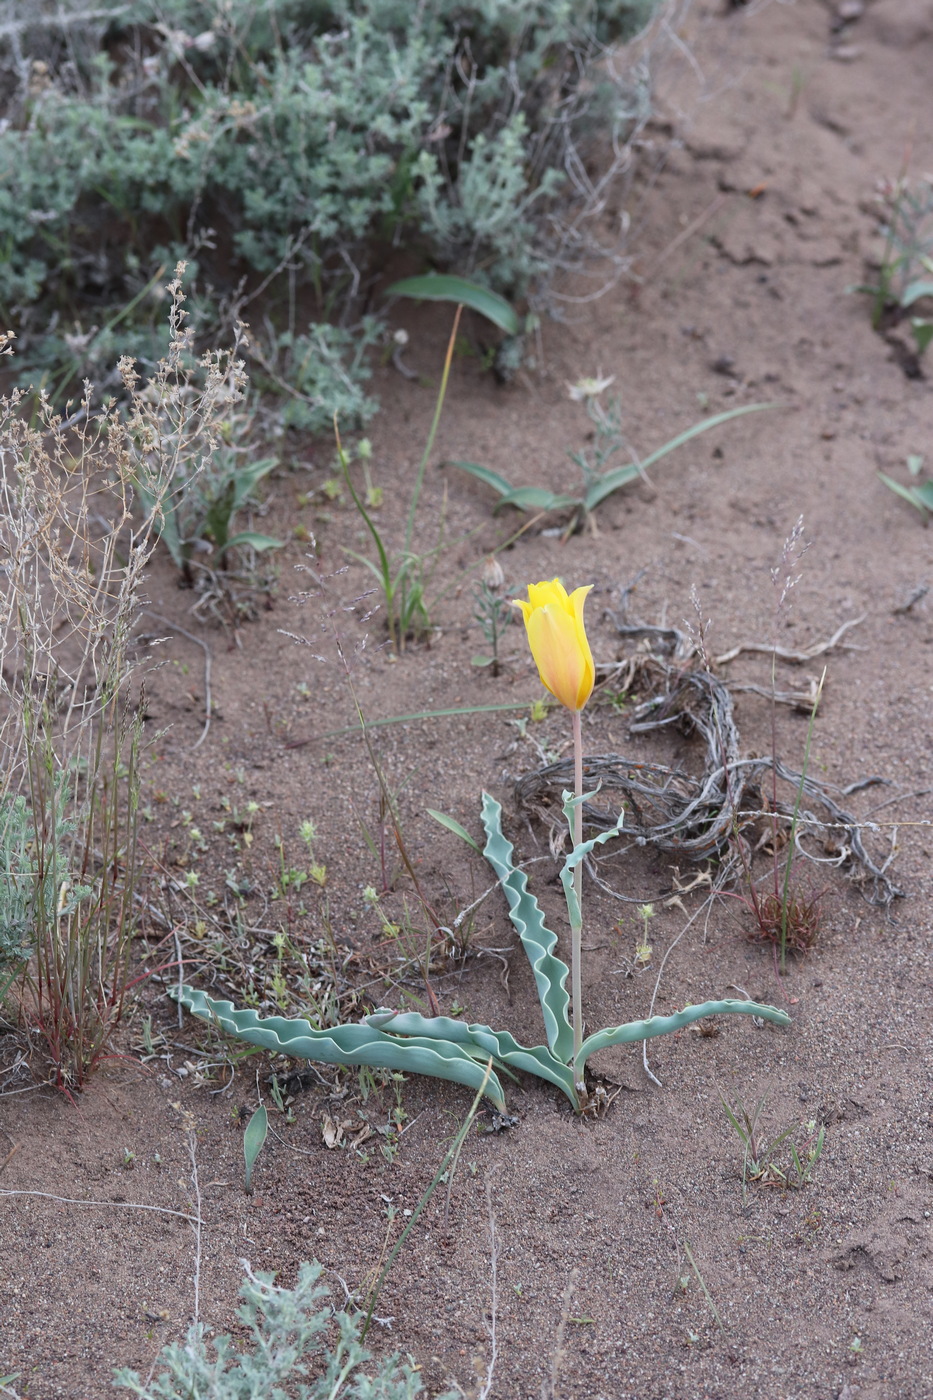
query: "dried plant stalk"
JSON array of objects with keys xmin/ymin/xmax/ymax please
[{"xmin": 0, "ymin": 267, "xmax": 245, "ymax": 1086}]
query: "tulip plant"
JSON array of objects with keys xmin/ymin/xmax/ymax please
[
  {"xmin": 175, "ymin": 579, "xmax": 790, "ymax": 1112},
  {"xmin": 514, "ymin": 579, "xmax": 594, "ymax": 1058}
]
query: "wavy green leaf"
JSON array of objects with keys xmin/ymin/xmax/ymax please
[
  {"xmin": 175, "ymin": 985, "xmax": 509, "ymax": 1110},
  {"xmin": 387, "ymin": 275, "xmax": 521, "ymax": 335},
  {"xmin": 558, "ymin": 791, "xmax": 624, "ymax": 928},
  {"xmin": 575, "ymin": 998, "xmax": 791, "ymax": 1078},
  {"xmin": 480, "ymin": 791, "xmax": 573, "ymax": 1063},
  {"xmin": 362, "ymin": 1010, "xmax": 577, "ymax": 1104}
]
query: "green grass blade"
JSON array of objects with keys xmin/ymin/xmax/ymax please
[
  {"xmin": 342, "ymin": 546, "xmax": 394, "ymax": 586},
  {"xmin": 442, "ymin": 460, "xmax": 514, "ymax": 496},
  {"xmin": 404, "ymin": 303, "xmax": 461, "ymax": 560},
  {"xmin": 175, "ymin": 985, "xmax": 509, "ymax": 1110},
  {"xmin": 311, "ymin": 700, "xmax": 542, "ymax": 741},
  {"xmin": 243, "ymin": 1104, "xmax": 268, "ymax": 1194},
  {"xmin": 387, "ymin": 275, "xmax": 521, "ymax": 335},
  {"xmin": 576, "ymin": 998, "xmax": 790, "ymax": 1078},
  {"xmin": 425, "ymin": 808, "xmax": 480, "ymax": 852},
  {"xmin": 338, "ymin": 434, "xmax": 392, "ymax": 593},
  {"xmin": 718, "ymin": 1092, "xmax": 751, "ymax": 1149},
  {"xmin": 360, "ymin": 1061, "xmax": 492, "ymax": 1343},
  {"xmin": 480, "ymin": 791, "xmax": 573, "ymax": 1063},
  {"xmin": 638, "ymin": 402, "xmax": 776, "ymax": 472}
]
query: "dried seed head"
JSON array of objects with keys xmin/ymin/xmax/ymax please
[{"xmin": 481, "ymin": 555, "xmax": 505, "ymax": 591}]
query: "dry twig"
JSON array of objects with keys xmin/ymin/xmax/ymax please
[{"xmin": 516, "ymin": 611, "xmax": 902, "ymax": 907}]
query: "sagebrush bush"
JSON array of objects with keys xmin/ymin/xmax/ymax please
[
  {"xmin": 1, "ymin": 0, "xmax": 664, "ymax": 411},
  {"xmin": 114, "ymin": 1260, "xmax": 458, "ymax": 1400}
]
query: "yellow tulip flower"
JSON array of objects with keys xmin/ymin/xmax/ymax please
[{"xmin": 514, "ymin": 578, "xmax": 595, "ymax": 713}]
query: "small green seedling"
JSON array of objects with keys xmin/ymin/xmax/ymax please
[
  {"xmin": 243, "ymin": 1104, "xmax": 268, "ymax": 1194},
  {"xmin": 445, "ymin": 399, "xmax": 776, "ymax": 532},
  {"xmin": 851, "ymin": 175, "xmax": 933, "ymax": 360},
  {"xmin": 425, "ymin": 809, "xmax": 481, "ymax": 853},
  {"xmin": 719, "ymin": 1090, "xmax": 825, "ymax": 1198},
  {"xmin": 471, "ymin": 573, "xmax": 513, "ymax": 674},
  {"xmin": 879, "ymin": 453, "xmax": 933, "ymax": 520},
  {"xmin": 338, "ymin": 308, "xmax": 463, "ymax": 650},
  {"xmin": 136, "ymin": 426, "xmax": 282, "ymax": 578}
]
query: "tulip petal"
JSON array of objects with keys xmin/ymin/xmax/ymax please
[
  {"xmin": 527, "ymin": 578, "xmax": 568, "ymax": 612},
  {"xmin": 526, "ymin": 604, "xmax": 589, "ymax": 711},
  {"xmin": 513, "ymin": 578, "xmax": 595, "ymax": 712}
]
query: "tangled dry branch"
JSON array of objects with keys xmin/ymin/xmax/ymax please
[{"xmin": 515, "ymin": 613, "xmax": 903, "ymax": 908}]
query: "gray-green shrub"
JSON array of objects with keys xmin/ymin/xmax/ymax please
[
  {"xmin": 1, "ymin": 0, "xmax": 663, "ymax": 409},
  {"xmin": 114, "ymin": 1260, "xmax": 459, "ymax": 1400}
]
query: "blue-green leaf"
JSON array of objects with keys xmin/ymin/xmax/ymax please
[
  {"xmin": 243, "ymin": 1105, "xmax": 268, "ymax": 1194},
  {"xmin": 495, "ymin": 487, "xmax": 581, "ymax": 513},
  {"xmin": 584, "ymin": 403, "xmax": 777, "ymax": 512},
  {"xmin": 583, "ymin": 463, "xmax": 641, "ymax": 510},
  {"xmin": 231, "ymin": 456, "xmax": 278, "ymax": 511},
  {"xmin": 443, "ymin": 460, "xmax": 514, "ymax": 496},
  {"xmin": 901, "ymin": 280, "xmax": 933, "ymax": 308},
  {"xmin": 362, "ymin": 1010, "xmax": 577, "ymax": 1105},
  {"xmin": 910, "ymin": 318, "xmax": 933, "ymax": 355},
  {"xmin": 878, "ymin": 472, "xmax": 933, "ymax": 516},
  {"xmin": 480, "ymin": 792, "xmax": 574, "ymax": 1064},
  {"xmin": 175, "ymin": 985, "xmax": 509, "ymax": 1110},
  {"xmin": 558, "ymin": 792, "xmax": 624, "ymax": 928},
  {"xmin": 387, "ymin": 276, "xmax": 521, "ymax": 336},
  {"xmin": 575, "ymin": 998, "xmax": 791, "ymax": 1078},
  {"xmin": 222, "ymin": 531, "xmax": 284, "ymax": 554}
]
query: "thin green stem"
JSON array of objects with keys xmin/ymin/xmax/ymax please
[
  {"xmin": 335, "ymin": 415, "xmax": 395, "ymax": 649},
  {"xmin": 404, "ymin": 304, "xmax": 462, "ymax": 557},
  {"xmin": 571, "ymin": 708, "xmax": 583, "ymax": 1063}
]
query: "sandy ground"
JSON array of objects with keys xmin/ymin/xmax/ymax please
[{"xmin": 2, "ymin": 2, "xmax": 932, "ymax": 1397}]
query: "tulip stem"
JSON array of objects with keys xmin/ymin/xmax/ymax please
[{"xmin": 571, "ymin": 708, "xmax": 584, "ymax": 1064}]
